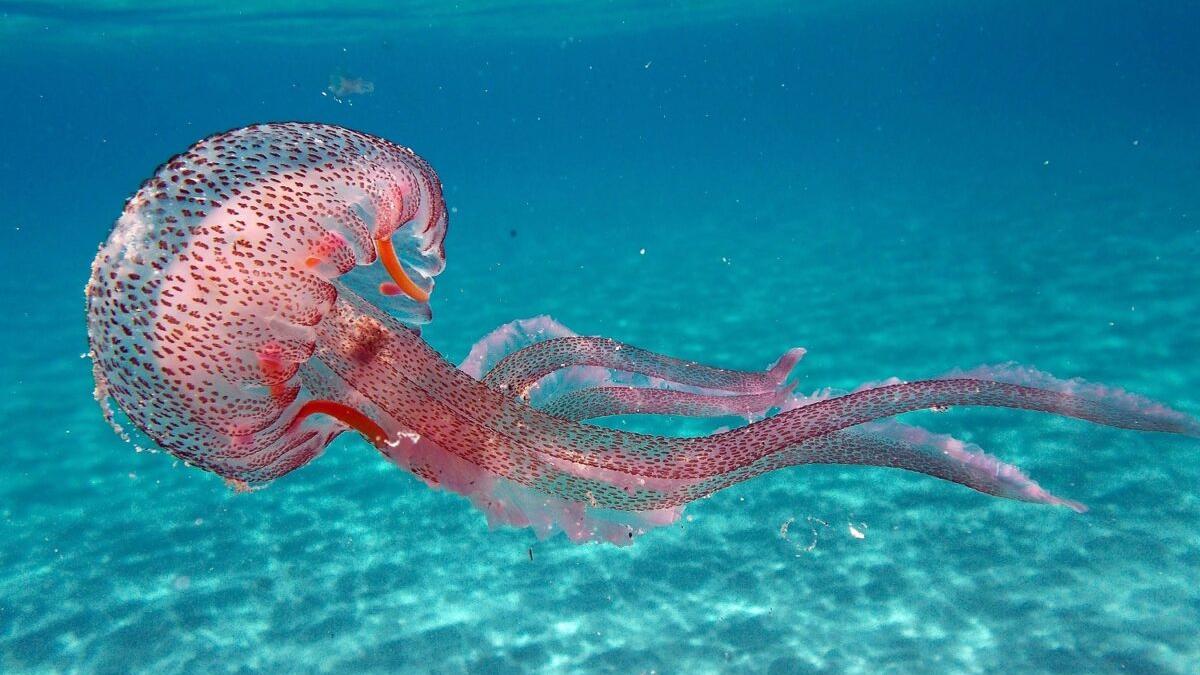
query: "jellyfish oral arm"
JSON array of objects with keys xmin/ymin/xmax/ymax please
[
  {"xmin": 481, "ymin": 335, "xmax": 804, "ymax": 398},
  {"xmin": 307, "ymin": 295, "xmax": 1098, "ymax": 535},
  {"xmin": 322, "ymin": 290, "xmax": 1196, "ymax": 495},
  {"xmin": 539, "ymin": 384, "xmax": 797, "ymax": 421}
]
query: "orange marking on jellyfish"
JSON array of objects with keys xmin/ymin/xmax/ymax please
[
  {"xmin": 375, "ymin": 237, "xmax": 430, "ymax": 302},
  {"xmin": 256, "ymin": 347, "xmax": 289, "ymax": 401},
  {"xmin": 289, "ymin": 400, "xmax": 390, "ymax": 448}
]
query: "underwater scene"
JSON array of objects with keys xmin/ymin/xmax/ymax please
[{"xmin": 3, "ymin": 1, "xmax": 1200, "ymax": 672}]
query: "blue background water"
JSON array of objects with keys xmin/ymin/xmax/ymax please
[{"xmin": 2, "ymin": 1, "xmax": 1199, "ymax": 672}]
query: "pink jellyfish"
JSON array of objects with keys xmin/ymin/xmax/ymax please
[{"xmin": 86, "ymin": 123, "xmax": 1199, "ymax": 544}]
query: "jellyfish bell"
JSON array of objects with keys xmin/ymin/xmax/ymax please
[{"xmin": 87, "ymin": 122, "xmax": 448, "ymax": 483}]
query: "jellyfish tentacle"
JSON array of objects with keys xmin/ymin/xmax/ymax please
[
  {"xmin": 671, "ymin": 423, "xmax": 1087, "ymax": 512},
  {"xmin": 540, "ymin": 384, "xmax": 796, "ymax": 421},
  {"xmin": 481, "ymin": 335, "xmax": 804, "ymax": 398},
  {"xmin": 761, "ymin": 376, "xmax": 1200, "ymax": 442},
  {"xmin": 849, "ymin": 421, "xmax": 1087, "ymax": 511},
  {"xmin": 460, "ymin": 314, "xmax": 806, "ymax": 410},
  {"xmin": 317, "ymin": 302, "xmax": 1085, "ymax": 517},
  {"xmin": 533, "ymin": 383, "xmax": 1084, "ymax": 511},
  {"xmin": 647, "ymin": 376, "xmax": 1200, "ymax": 480},
  {"xmin": 339, "ymin": 288, "xmax": 1200, "ymax": 484}
]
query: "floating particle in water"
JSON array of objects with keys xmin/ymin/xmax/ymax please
[
  {"xmin": 848, "ymin": 521, "xmax": 867, "ymax": 539},
  {"xmin": 324, "ymin": 73, "xmax": 375, "ymax": 104}
]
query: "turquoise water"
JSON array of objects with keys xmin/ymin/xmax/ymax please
[{"xmin": 3, "ymin": 2, "xmax": 1200, "ymax": 672}]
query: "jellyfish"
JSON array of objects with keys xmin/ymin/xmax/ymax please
[{"xmin": 86, "ymin": 123, "xmax": 1199, "ymax": 544}]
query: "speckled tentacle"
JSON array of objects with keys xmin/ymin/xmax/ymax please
[
  {"xmin": 655, "ymin": 378, "xmax": 1200, "ymax": 479},
  {"xmin": 535, "ymin": 384, "xmax": 1084, "ymax": 511},
  {"xmin": 315, "ymin": 295, "xmax": 1088, "ymax": 517},
  {"xmin": 655, "ymin": 422, "xmax": 1087, "ymax": 512},
  {"xmin": 319, "ymin": 291, "xmax": 1160, "ymax": 514},
  {"xmin": 461, "ymin": 317, "xmax": 801, "ymax": 420},
  {"xmin": 540, "ymin": 384, "xmax": 796, "ymax": 421},
  {"xmin": 343, "ymin": 285, "xmax": 1200, "ymax": 485},
  {"xmin": 481, "ymin": 335, "xmax": 804, "ymax": 398}
]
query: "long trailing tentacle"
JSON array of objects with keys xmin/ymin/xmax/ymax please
[
  {"xmin": 325, "ymin": 294, "xmax": 1197, "ymax": 522},
  {"xmin": 464, "ymin": 321, "xmax": 1197, "ymax": 482},
  {"xmin": 405, "ymin": 300, "xmax": 1200, "ymax": 488},
  {"xmin": 540, "ymin": 384, "xmax": 797, "ymax": 420},
  {"xmin": 648, "ymin": 377, "xmax": 1200, "ymax": 480},
  {"xmin": 459, "ymin": 322, "xmax": 1159, "ymax": 515},
  {"xmin": 469, "ymin": 371, "xmax": 1200, "ymax": 484},
  {"xmin": 665, "ymin": 421, "xmax": 1089, "ymax": 512},
  {"xmin": 535, "ymin": 383, "xmax": 1085, "ymax": 511},
  {"xmin": 461, "ymin": 316, "xmax": 804, "ymax": 413},
  {"xmin": 481, "ymin": 335, "xmax": 804, "ymax": 398}
]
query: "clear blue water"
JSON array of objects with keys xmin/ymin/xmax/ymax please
[{"xmin": 3, "ymin": 2, "xmax": 1200, "ymax": 672}]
